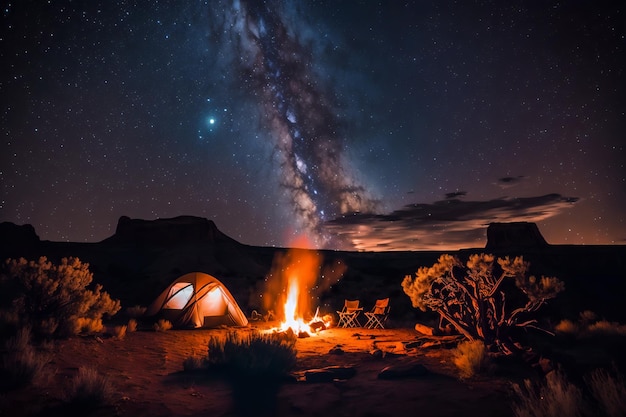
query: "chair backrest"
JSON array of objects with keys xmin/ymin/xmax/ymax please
[
  {"xmin": 372, "ymin": 298, "xmax": 389, "ymax": 315},
  {"xmin": 345, "ymin": 299, "xmax": 360, "ymax": 312}
]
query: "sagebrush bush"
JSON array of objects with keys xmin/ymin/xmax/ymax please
[
  {"xmin": 587, "ymin": 320, "xmax": 626, "ymax": 336},
  {"xmin": 65, "ymin": 366, "xmax": 114, "ymax": 408},
  {"xmin": 153, "ymin": 319, "xmax": 172, "ymax": 332},
  {"xmin": 555, "ymin": 319, "xmax": 579, "ymax": 335},
  {"xmin": 555, "ymin": 313, "xmax": 626, "ymax": 338},
  {"xmin": 206, "ymin": 330, "xmax": 297, "ymax": 377},
  {"xmin": 453, "ymin": 339, "xmax": 489, "ymax": 379},
  {"xmin": 579, "ymin": 310, "xmax": 598, "ymax": 325},
  {"xmin": 0, "ymin": 257, "xmax": 121, "ymax": 338}
]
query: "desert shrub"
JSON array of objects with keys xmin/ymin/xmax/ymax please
[
  {"xmin": 1, "ymin": 327, "xmax": 50, "ymax": 388},
  {"xmin": 153, "ymin": 319, "xmax": 172, "ymax": 332},
  {"xmin": 125, "ymin": 305, "xmax": 147, "ymax": 318},
  {"xmin": 73, "ymin": 317, "xmax": 104, "ymax": 335},
  {"xmin": 65, "ymin": 366, "xmax": 114, "ymax": 408},
  {"xmin": 206, "ymin": 330, "xmax": 297, "ymax": 377},
  {"xmin": 579, "ymin": 310, "xmax": 598, "ymax": 325},
  {"xmin": 112, "ymin": 325, "xmax": 127, "ymax": 340},
  {"xmin": 402, "ymin": 253, "xmax": 564, "ymax": 354},
  {"xmin": 512, "ymin": 371, "xmax": 586, "ymax": 417},
  {"xmin": 586, "ymin": 368, "xmax": 626, "ymax": 417},
  {"xmin": 127, "ymin": 318, "xmax": 137, "ymax": 333},
  {"xmin": 0, "ymin": 257, "xmax": 121, "ymax": 339},
  {"xmin": 587, "ymin": 320, "xmax": 626, "ymax": 336},
  {"xmin": 453, "ymin": 339, "xmax": 490, "ymax": 379},
  {"xmin": 555, "ymin": 313, "xmax": 626, "ymax": 338},
  {"xmin": 555, "ymin": 319, "xmax": 579, "ymax": 335}
]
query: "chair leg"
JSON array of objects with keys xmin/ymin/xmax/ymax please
[{"xmin": 365, "ymin": 315, "xmax": 385, "ymax": 329}]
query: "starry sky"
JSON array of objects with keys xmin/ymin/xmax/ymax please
[{"xmin": 1, "ymin": 1, "xmax": 624, "ymax": 251}]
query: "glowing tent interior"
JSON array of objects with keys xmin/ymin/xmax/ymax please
[{"xmin": 145, "ymin": 272, "xmax": 249, "ymax": 328}]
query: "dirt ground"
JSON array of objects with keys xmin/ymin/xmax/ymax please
[{"xmin": 2, "ymin": 322, "xmax": 524, "ymax": 417}]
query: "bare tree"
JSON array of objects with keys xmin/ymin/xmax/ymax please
[{"xmin": 402, "ymin": 253, "xmax": 564, "ymax": 354}]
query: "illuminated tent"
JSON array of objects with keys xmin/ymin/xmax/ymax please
[{"xmin": 145, "ymin": 272, "xmax": 248, "ymax": 328}]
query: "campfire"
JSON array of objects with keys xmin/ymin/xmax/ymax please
[{"xmin": 262, "ymin": 236, "xmax": 340, "ymax": 337}]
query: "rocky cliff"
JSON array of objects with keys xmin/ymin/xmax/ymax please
[{"xmin": 485, "ymin": 222, "xmax": 548, "ymax": 250}]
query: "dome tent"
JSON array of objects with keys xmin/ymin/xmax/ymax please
[{"xmin": 145, "ymin": 272, "xmax": 248, "ymax": 328}]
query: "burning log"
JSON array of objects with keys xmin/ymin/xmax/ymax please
[{"xmin": 309, "ymin": 320, "xmax": 326, "ymax": 332}]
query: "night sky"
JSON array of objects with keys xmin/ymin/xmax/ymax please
[{"xmin": 1, "ymin": 1, "xmax": 624, "ymax": 251}]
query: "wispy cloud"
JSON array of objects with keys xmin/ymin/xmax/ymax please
[{"xmin": 325, "ymin": 194, "xmax": 579, "ymax": 251}]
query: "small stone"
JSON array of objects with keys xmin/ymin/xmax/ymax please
[
  {"xmin": 329, "ymin": 346, "xmax": 344, "ymax": 355},
  {"xmin": 370, "ymin": 349, "xmax": 384, "ymax": 359},
  {"xmin": 378, "ymin": 362, "xmax": 429, "ymax": 380},
  {"xmin": 304, "ymin": 366, "xmax": 356, "ymax": 383}
]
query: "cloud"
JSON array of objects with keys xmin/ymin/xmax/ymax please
[
  {"xmin": 325, "ymin": 193, "xmax": 579, "ymax": 251},
  {"xmin": 495, "ymin": 175, "xmax": 526, "ymax": 189},
  {"xmin": 445, "ymin": 191, "xmax": 467, "ymax": 199}
]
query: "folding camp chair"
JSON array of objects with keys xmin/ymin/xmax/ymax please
[
  {"xmin": 364, "ymin": 298, "xmax": 390, "ymax": 329},
  {"xmin": 336, "ymin": 299, "xmax": 363, "ymax": 328}
]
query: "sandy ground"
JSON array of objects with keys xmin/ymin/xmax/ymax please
[{"xmin": 2, "ymin": 323, "xmax": 520, "ymax": 417}]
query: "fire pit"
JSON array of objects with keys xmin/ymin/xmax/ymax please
[{"xmin": 260, "ymin": 237, "xmax": 338, "ymax": 337}]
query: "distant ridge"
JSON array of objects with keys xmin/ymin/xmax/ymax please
[
  {"xmin": 0, "ymin": 222, "xmax": 40, "ymax": 253},
  {"xmin": 102, "ymin": 215, "xmax": 241, "ymax": 246},
  {"xmin": 485, "ymin": 222, "xmax": 548, "ymax": 250}
]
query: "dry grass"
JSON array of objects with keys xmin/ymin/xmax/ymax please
[
  {"xmin": 127, "ymin": 318, "xmax": 138, "ymax": 332},
  {"xmin": 182, "ymin": 355, "xmax": 207, "ymax": 372},
  {"xmin": 512, "ymin": 371, "xmax": 586, "ymax": 417},
  {"xmin": 1, "ymin": 328, "xmax": 50, "ymax": 388},
  {"xmin": 512, "ymin": 367, "xmax": 626, "ymax": 417},
  {"xmin": 112, "ymin": 325, "xmax": 127, "ymax": 340},
  {"xmin": 205, "ymin": 330, "xmax": 297, "ymax": 377},
  {"xmin": 153, "ymin": 319, "xmax": 172, "ymax": 332},
  {"xmin": 125, "ymin": 305, "xmax": 147, "ymax": 318},
  {"xmin": 586, "ymin": 368, "xmax": 626, "ymax": 417},
  {"xmin": 73, "ymin": 317, "xmax": 104, "ymax": 335},
  {"xmin": 452, "ymin": 339, "xmax": 489, "ymax": 379},
  {"xmin": 65, "ymin": 366, "xmax": 114, "ymax": 408}
]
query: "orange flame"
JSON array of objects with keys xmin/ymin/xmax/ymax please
[
  {"xmin": 262, "ymin": 236, "xmax": 330, "ymax": 334},
  {"xmin": 260, "ymin": 235, "xmax": 346, "ymax": 334}
]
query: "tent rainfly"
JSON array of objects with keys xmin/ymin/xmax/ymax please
[{"xmin": 145, "ymin": 272, "xmax": 249, "ymax": 328}]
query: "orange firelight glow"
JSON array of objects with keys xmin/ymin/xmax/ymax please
[{"xmin": 263, "ymin": 235, "xmax": 332, "ymax": 335}]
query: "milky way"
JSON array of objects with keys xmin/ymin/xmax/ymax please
[
  {"xmin": 1, "ymin": 1, "xmax": 624, "ymax": 249},
  {"xmin": 208, "ymin": 0, "xmax": 379, "ymax": 247}
]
